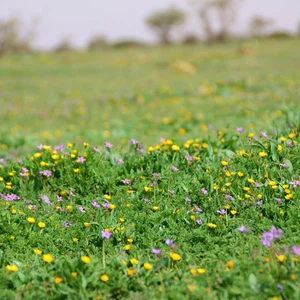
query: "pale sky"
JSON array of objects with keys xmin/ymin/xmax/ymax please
[{"xmin": 1, "ymin": 0, "xmax": 300, "ymax": 49}]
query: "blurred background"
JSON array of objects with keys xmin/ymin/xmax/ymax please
[{"xmin": 0, "ymin": 0, "xmax": 300, "ymax": 155}]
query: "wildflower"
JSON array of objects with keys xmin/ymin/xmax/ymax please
[
  {"xmin": 237, "ymin": 225, "xmax": 250, "ymax": 233},
  {"xmin": 152, "ymin": 206, "xmax": 159, "ymax": 211},
  {"xmin": 127, "ymin": 269, "xmax": 135, "ymax": 277},
  {"xmin": 27, "ymin": 217, "xmax": 35, "ymax": 224},
  {"xmin": 71, "ymin": 272, "xmax": 77, "ymax": 277},
  {"xmin": 63, "ymin": 221, "xmax": 72, "ymax": 228},
  {"xmin": 170, "ymin": 253, "xmax": 181, "ymax": 261},
  {"xmin": 73, "ymin": 238, "xmax": 78, "ymax": 243},
  {"xmin": 277, "ymin": 255, "xmax": 286, "ymax": 262},
  {"xmin": 40, "ymin": 170, "xmax": 52, "ymax": 177},
  {"xmin": 260, "ymin": 131, "xmax": 268, "ymax": 138},
  {"xmin": 5, "ymin": 265, "xmax": 18, "ymax": 272},
  {"xmin": 78, "ymin": 206, "xmax": 85, "ymax": 213},
  {"xmin": 221, "ymin": 160, "xmax": 228, "ymax": 166},
  {"xmin": 231, "ymin": 210, "xmax": 237, "ymax": 215},
  {"xmin": 92, "ymin": 200, "xmax": 100, "ymax": 208},
  {"xmin": 166, "ymin": 239, "xmax": 176, "ymax": 247},
  {"xmin": 197, "ymin": 268, "xmax": 206, "ymax": 274},
  {"xmin": 81, "ymin": 256, "xmax": 91, "ymax": 264},
  {"xmin": 105, "ymin": 142, "xmax": 113, "ymax": 149},
  {"xmin": 124, "ymin": 244, "xmax": 131, "ymax": 251},
  {"xmin": 259, "ymin": 152, "xmax": 267, "ymax": 158},
  {"xmin": 217, "ymin": 209, "xmax": 226, "ymax": 215},
  {"xmin": 227, "ymin": 261, "xmax": 234, "ymax": 268},
  {"xmin": 171, "ymin": 165, "xmax": 179, "ymax": 171},
  {"xmin": 201, "ymin": 188, "xmax": 208, "ymax": 195},
  {"xmin": 38, "ymin": 222, "xmax": 46, "ymax": 228},
  {"xmin": 43, "ymin": 254, "xmax": 53, "ymax": 263},
  {"xmin": 261, "ymin": 226, "xmax": 283, "ymax": 247},
  {"xmin": 76, "ymin": 156, "xmax": 85, "ymax": 163},
  {"xmin": 168, "ymin": 190, "xmax": 175, "ymax": 195},
  {"xmin": 143, "ymin": 263, "xmax": 153, "ymax": 270},
  {"xmin": 151, "ymin": 248, "xmax": 161, "ymax": 255},
  {"xmin": 196, "ymin": 219, "xmax": 203, "ymax": 225},
  {"xmin": 208, "ymin": 223, "xmax": 217, "ymax": 228},
  {"xmin": 236, "ymin": 127, "xmax": 244, "ymax": 133},
  {"xmin": 101, "ymin": 230, "xmax": 112, "ymax": 239},
  {"xmin": 171, "ymin": 145, "xmax": 180, "ymax": 151},
  {"xmin": 100, "ymin": 274, "xmax": 109, "ymax": 282},
  {"xmin": 55, "ymin": 277, "xmax": 63, "ymax": 284},
  {"xmin": 291, "ymin": 246, "xmax": 300, "ymax": 256},
  {"xmin": 73, "ymin": 168, "xmax": 79, "ymax": 173},
  {"xmin": 121, "ymin": 179, "xmax": 131, "ymax": 185}
]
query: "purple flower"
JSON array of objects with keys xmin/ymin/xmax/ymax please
[
  {"xmin": 63, "ymin": 221, "xmax": 72, "ymax": 228},
  {"xmin": 185, "ymin": 155, "xmax": 193, "ymax": 161},
  {"xmin": 1, "ymin": 193, "xmax": 20, "ymax": 201},
  {"xmin": 257, "ymin": 200, "xmax": 263, "ymax": 206},
  {"xmin": 185, "ymin": 197, "xmax": 191, "ymax": 202},
  {"xmin": 54, "ymin": 143, "xmax": 64, "ymax": 152},
  {"xmin": 152, "ymin": 173, "xmax": 160, "ymax": 178},
  {"xmin": 105, "ymin": 142, "xmax": 113, "ymax": 149},
  {"xmin": 121, "ymin": 179, "xmax": 131, "ymax": 185},
  {"xmin": 102, "ymin": 203, "xmax": 110, "ymax": 209},
  {"xmin": 261, "ymin": 226, "xmax": 283, "ymax": 247},
  {"xmin": 168, "ymin": 190, "xmax": 175, "ymax": 195},
  {"xmin": 254, "ymin": 182, "xmax": 262, "ymax": 188},
  {"xmin": 56, "ymin": 195, "xmax": 63, "ymax": 202},
  {"xmin": 78, "ymin": 206, "xmax": 85, "ymax": 213},
  {"xmin": 275, "ymin": 198, "xmax": 282, "ymax": 203},
  {"xmin": 237, "ymin": 225, "xmax": 250, "ymax": 233},
  {"xmin": 41, "ymin": 195, "xmax": 52, "ymax": 205},
  {"xmin": 92, "ymin": 200, "xmax": 100, "ymax": 208},
  {"xmin": 101, "ymin": 230, "xmax": 112, "ymax": 239},
  {"xmin": 225, "ymin": 194, "xmax": 234, "ymax": 201},
  {"xmin": 129, "ymin": 138, "xmax": 139, "ymax": 145},
  {"xmin": 260, "ymin": 131, "xmax": 268, "ymax": 139},
  {"xmin": 194, "ymin": 206, "xmax": 202, "ymax": 213},
  {"xmin": 280, "ymin": 163, "xmax": 289, "ymax": 168},
  {"xmin": 278, "ymin": 284, "xmax": 284, "ymax": 292},
  {"xmin": 20, "ymin": 167, "xmax": 29, "ymax": 177},
  {"xmin": 217, "ymin": 209, "xmax": 226, "ymax": 215},
  {"xmin": 151, "ymin": 248, "xmax": 161, "ymax": 255},
  {"xmin": 291, "ymin": 245, "xmax": 300, "ymax": 256},
  {"xmin": 40, "ymin": 170, "xmax": 52, "ymax": 177},
  {"xmin": 92, "ymin": 146, "xmax": 100, "ymax": 152},
  {"xmin": 170, "ymin": 165, "xmax": 179, "ymax": 172},
  {"xmin": 77, "ymin": 156, "xmax": 85, "ymax": 163},
  {"xmin": 201, "ymin": 188, "xmax": 208, "ymax": 195},
  {"xmin": 37, "ymin": 144, "xmax": 43, "ymax": 150},
  {"xmin": 196, "ymin": 219, "xmax": 203, "ymax": 225},
  {"xmin": 236, "ymin": 127, "xmax": 244, "ymax": 133},
  {"xmin": 287, "ymin": 141, "xmax": 293, "ymax": 147},
  {"xmin": 289, "ymin": 181, "xmax": 300, "ymax": 188},
  {"xmin": 144, "ymin": 198, "xmax": 150, "ymax": 203},
  {"xmin": 165, "ymin": 239, "xmax": 176, "ymax": 247}
]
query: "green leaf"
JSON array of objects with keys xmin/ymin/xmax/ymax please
[{"xmin": 248, "ymin": 273, "xmax": 257, "ymax": 291}]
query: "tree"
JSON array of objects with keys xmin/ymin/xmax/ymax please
[
  {"xmin": 87, "ymin": 35, "xmax": 108, "ymax": 51},
  {"xmin": 0, "ymin": 17, "xmax": 34, "ymax": 55},
  {"xmin": 249, "ymin": 15, "xmax": 274, "ymax": 38},
  {"xmin": 190, "ymin": 0, "xmax": 243, "ymax": 42},
  {"xmin": 146, "ymin": 7, "xmax": 186, "ymax": 44}
]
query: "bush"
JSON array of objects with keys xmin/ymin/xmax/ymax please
[{"xmin": 87, "ymin": 36, "xmax": 109, "ymax": 51}]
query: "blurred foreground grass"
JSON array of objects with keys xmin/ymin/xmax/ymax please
[{"xmin": 0, "ymin": 39, "xmax": 299, "ymax": 155}]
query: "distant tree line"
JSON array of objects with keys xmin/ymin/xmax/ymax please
[{"xmin": 0, "ymin": 0, "xmax": 300, "ymax": 55}]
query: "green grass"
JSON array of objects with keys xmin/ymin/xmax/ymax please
[{"xmin": 0, "ymin": 39, "xmax": 300, "ymax": 299}]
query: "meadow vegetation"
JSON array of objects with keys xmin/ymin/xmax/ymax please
[{"xmin": 0, "ymin": 39, "xmax": 300, "ymax": 299}]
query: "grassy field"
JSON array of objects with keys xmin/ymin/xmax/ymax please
[{"xmin": 0, "ymin": 39, "xmax": 300, "ymax": 299}]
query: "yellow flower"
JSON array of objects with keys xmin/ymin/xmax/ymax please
[
  {"xmin": 27, "ymin": 217, "xmax": 35, "ymax": 224},
  {"xmin": 73, "ymin": 168, "xmax": 79, "ymax": 173},
  {"xmin": 148, "ymin": 146, "xmax": 155, "ymax": 152},
  {"xmin": 259, "ymin": 152, "xmax": 267, "ymax": 157},
  {"xmin": 127, "ymin": 269, "xmax": 135, "ymax": 277},
  {"xmin": 277, "ymin": 255, "xmax": 286, "ymax": 262},
  {"xmin": 277, "ymin": 144, "xmax": 282, "ymax": 151},
  {"xmin": 285, "ymin": 194, "xmax": 293, "ymax": 200},
  {"xmin": 124, "ymin": 244, "xmax": 131, "ymax": 251},
  {"xmin": 43, "ymin": 254, "xmax": 53, "ymax": 263},
  {"xmin": 190, "ymin": 269, "xmax": 197, "ymax": 276},
  {"xmin": 5, "ymin": 265, "xmax": 18, "ymax": 272},
  {"xmin": 55, "ymin": 277, "xmax": 63, "ymax": 284},
  {"xmin": 38, "ymin": 222, "xmax": 46, "ymax": 228},
  {"xmin": 10, "ymin": 235, "xmax": 15, "ymax": 240},
  {"xmin": 288, "ymin": 133, "xmax": 296, "ymax": 139},
  {"xmin": 130, "ymin": 258, "xmax": 138, "ymax": 265},
  {"xmin": 221, "ymin": 160, "xmax": 228, "ymax": 166},
  {"xmin": 152, "ymin": 206, "xmax": 159, "ymax": 211},
  {"xmin": 127, "ymin": 238, "xmax": 133, "ymax": 243},
  {"xmin": 34, "ymin": 249, "xmax": 42, "ymax": 255},
  {"xmin": 73, "ymin": 238, "xmax": 78, "ymax": 243},
  {"xmin": 230, "ymin": 210, "xmax": 237, "ymax": 215},
  {"xmin": 237, "ymin": 172, "xmax": 244, "ymax": 177},
  {"xmin": 100, "ymin": 274, "xmax": 109, "ymax": 282},
  {"xmin": 84, "ymin": 222, "xmax": 91, "ymax": 227},
  {"xmin": 66, "ymin": 205, "xmax": 72, "ymax": 211},
  {"xmin": 71, "ymin": 272, "xmax": 77, "ymax": 277},
  {"xmin": 144, "ymin": 263, "xmax": 153, "ymax": 270},
  {"xmin": 171, "ymin": 145, "xmax": 180, "ymax": 151},
  {"xmin": 227, "ymin": 261, "xmax": 234, "ymax": 268},
  {"xmin": 81, "ymin": 256, "xmax": 91, "ymax": 264},
  {"xmin": 170, "ymin": 253, "xmax": 182, "ymax": 261},
  {"xmin": 208, "ymin": 223, "xmax": 217, "ymax": 229},
  {"xmin": 197, "ymin": 268, "xmax": 206, "ymax": 275},
  {"xmin": 104, "ymin": 194, "xmax": 111, "ymax": 200},
  {"xmin": 109, "ymin": 204, "xmax": 116, "ymax": 209},
  {"xmin": 144, "ymin": 186, "xmax": 152, "ymax": 192}
]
